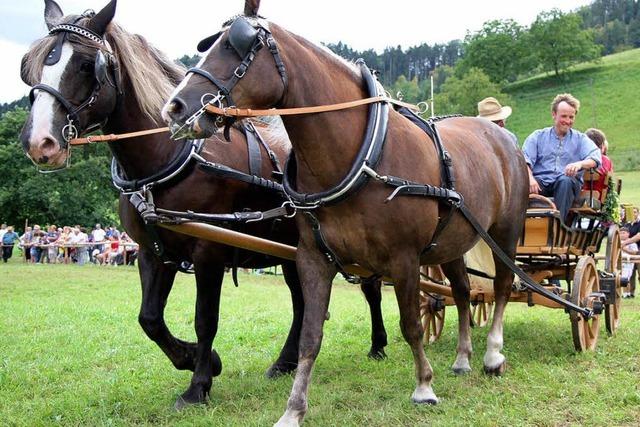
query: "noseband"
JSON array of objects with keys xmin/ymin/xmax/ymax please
[
  {"xmin": 27, "ymin": 13, "xmax": 122, "ymax": 144},
  {"xmin": 181, "ymin": 16, "xmax": 287, "ymax": 139}
]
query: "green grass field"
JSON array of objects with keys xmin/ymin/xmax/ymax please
[{"xmin": 1, "ymin": 262, "xmax": 639, "ymax": 426}]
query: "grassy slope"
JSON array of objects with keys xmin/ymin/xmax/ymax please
[{"xmin": 1, "ymin": 262, "xmax": 639, "ymax": 426}]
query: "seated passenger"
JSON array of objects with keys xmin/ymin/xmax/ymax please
[
  {"xmin": 522, "ymin": 93, "xmax": 602, "ymax": 224},
  {"xmin": 583, "ymin": 128, "xmax": 613, "ymax": 195}
]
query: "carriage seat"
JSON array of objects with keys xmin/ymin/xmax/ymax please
[
  {"xmin": 517, "ymin": 195, "xmax": 569, "ymax": 255},
  {"xmin": 570, "ymin": 170, "xmax": 612, "ymax": 215}
]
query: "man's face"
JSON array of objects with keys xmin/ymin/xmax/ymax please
[{"xmin": 552, "ymin": 101, "xmax": 576, "ymax": 136}]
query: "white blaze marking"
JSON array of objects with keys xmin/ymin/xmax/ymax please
[
  {"xmin": 30, "ymin": 43, "xmax": 74, "ymax": 141},
  {"xmin": 162, "ymin": 32, "xmax": 226, "ymax": 122}
]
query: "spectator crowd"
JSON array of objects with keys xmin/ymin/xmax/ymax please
[{"xmin": 0, "ymin": 223, "xmax": 138, "ymax": 266}]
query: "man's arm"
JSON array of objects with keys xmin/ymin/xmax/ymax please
[
  {"xmin": 564, "ymin": 158, "xmax": 597, "ymax": 177},
  {"xmin": 622, "ymin": 233, "xmax": 640, "ymax": 246}
]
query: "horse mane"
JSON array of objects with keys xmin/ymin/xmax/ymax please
[
  {"xmin": 104, "ymin": 22, "xmax": 185, "ymax": 124},
  {"xmin": 22, "ymin": 15, "xmax": 185, "ymax": 125},
  {"xmin": 250, "ymin": 116, "xmax": 291, "ymax": 151}
]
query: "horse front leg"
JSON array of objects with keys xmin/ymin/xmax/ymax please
[
  {"xmin": 266, "ymin": 261, "xmax": 302, "ymax": 378},
  {"xmin": 175, "ymin": 262, "xmax": 225, "ymax": 409},
  {"xmin": 391, "ymin": 257, "xmax": 439, "ymax": 405},
  {"xmin": 275, "ymin": 242, "xmax": 336, "ymax": 427},
  {"xmin": 361, "ymin": 277, "xmax": 387, "ymax": 359},
  {"xmin": 441, "ymin": 258, "xmax": 473, "ymax": 374},
  {"xmin": 137, "ymin": 247, "xmax": 200, "ymax": 371}
]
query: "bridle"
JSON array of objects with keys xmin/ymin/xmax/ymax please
[
  {"xmin": 25, "ymin": 12, "xmax": 122, "ymax": 149},
  {"xmin": 174, "ymin": 16, "xmax": 287, "ymax": 140}
]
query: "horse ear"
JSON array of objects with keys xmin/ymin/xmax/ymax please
[
  {"xmin": 244, "ymin": 0, "xmax": 260, "ymax": 16},
  {"xmin": 86, "ymin": 0, "xmax": 117, "ymax": 36},
  {"xmin": 44, "ymin": 0, "xmax": 64, "ymax": 30}
]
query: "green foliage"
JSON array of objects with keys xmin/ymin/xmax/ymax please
[
  {"xmin": 176, "ymin": 54, "xmax": 201, "ymax": 68},
  {"xmin": 434, "ymin": 68, "xmax": 511, "ymax": 116},
  {"xmin": 0, "ymin": 106, "xmax": 119, "ymax": 230},
  {"xmin": 389, "ymin": 75, "xmax": 420, "ymax": 103},
  {"xmin": 459, "ymin": 19, "xmax": 531, "ymax": 83},
  {"xmin": 603, "ymin": 176, "xmax": 621, "ymax": 223},
  {"xmin": 528, "ymin": 9, "xmax": 602, "ymax": 77},
  {"xmin": 1, "ymin": 264, "xmax": 639, "ymax": 425}
]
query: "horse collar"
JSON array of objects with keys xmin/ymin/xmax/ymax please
[{"xmin": 282, "ymin": 61, "xmax": 389, "ymax": 208}]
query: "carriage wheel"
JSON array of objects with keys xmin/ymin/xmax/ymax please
[
  {"xmin": 471, "ymin": 300, "xmax": 493, "ymax": 328},
  {"xmin": 419, "ymin": 292, "xmax": 445, "ymax": 344},
  {"xmin": 570, "ymin": 257, "xmax": 601, "ymax": 352},
  {"xmin": 604, "ymin": 225, "xmax": 622, "ymax": 335}
]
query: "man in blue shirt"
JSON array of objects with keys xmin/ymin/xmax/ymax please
[{"xmin": 522, "ymin": 93, "xmax": 601, "ymax": 223}]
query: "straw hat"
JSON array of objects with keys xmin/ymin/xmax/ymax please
[{"xmin": 477, "ymin": 97, "xmax": 512, "ymax": 121}]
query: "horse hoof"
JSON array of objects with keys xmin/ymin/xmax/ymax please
[
  {"xmin": 483, "ymin": 360, "xmax": 507, "ymax": 376},
  {"xmin": 452, "ymin": 367, "xmax": 472, "ymax": 375},
  {"xmin": 174, "ymin": 387, "xmax": 209, "ymax": 410},
  {"xmin": 413, "ymin": 397, "xmax": 438, "ymax": 405},
  {"xmin": 367, "ymin": 348, "xmax": 387, "ymax": 360},
  {"xmin": 265, "ymin": 362, "xmax": 297, "ymax": 379},
  {"xmin": 411, "ymin": 386, "xmax": 439, "ymax": 405},
  {"xmin": 211, "ymin": 349, "xmax": 222, "ymax": 377}
]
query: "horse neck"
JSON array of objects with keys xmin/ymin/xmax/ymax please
[
  {"xmin": 104, "ymin": 82, "xmax": 185, "ymax": 180},
  {"xmin": 276, "ymin": 30, "xmax": 368, "ymax": 191}
]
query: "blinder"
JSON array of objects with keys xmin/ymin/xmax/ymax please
[
  {"xmin": 94, "ymin": 50, "xmax": 108, "ymax": 86},
  {"xmin": 228, "ymin": 17, "xmax": 260, "ymax": 58}
]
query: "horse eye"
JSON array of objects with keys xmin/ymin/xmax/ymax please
[{"xmin": 80, "ymin": 62, "xmax": 94, "ymax": 73}]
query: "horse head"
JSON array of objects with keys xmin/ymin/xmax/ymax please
[
  {"xmin": 163, "ymin": 0, "xmax": 287, "ymax": 139},
  {"xmin": 20, "ymin": 0, "xmax": 121, "ymax": 171}
]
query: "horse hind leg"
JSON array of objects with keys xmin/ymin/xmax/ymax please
[
  {"xmin": 175, "ymin": 262, "xmax": 225, "ymax": 409},
  {"xmin": 483, "ymin": 226, "xmax": 518, "ymax": 376},
  {"xmin": 441, "ymin": 258, "xmax": 473, "ymax": 375},
  {"xmin": 361, "ymin": 277, "xmax": 388, "ymax": 359},
  {"xmin": 391, "ymin": 258, "xmax": 438, "ymax": 404}
]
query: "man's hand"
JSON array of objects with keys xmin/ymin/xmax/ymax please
[
  {"xmin": 565, "ymin": 161, "xmax": 583, "ymax": 177},
  {"xmin": 529, "ymin": 175, "xmax": 540, "ymax": 194}
]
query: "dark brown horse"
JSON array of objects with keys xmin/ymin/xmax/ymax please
[
  {"xmin": 164, "ymin": 1, "xmax": 529, "ymax": 424},
  {"xmin": 19, "ymin": 0, "xmax": 388, "ymax": 410}
]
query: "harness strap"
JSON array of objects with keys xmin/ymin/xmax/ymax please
[
  {"xmin": 244, "ymin": 123, "xmax": 262, "ymax": 176},
  {"xmin": 196, "ymin": 156, "xmax": 284, "ymax": 193},
  {"xmin": 456, "ymin": 203, "xmax": 594, "ymax": 319}
]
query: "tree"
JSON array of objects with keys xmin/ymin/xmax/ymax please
[
  {"xmin": 528, "ymin": 9, "xmax": 602, "ymax": 78},
  {"xmin": 433, "ymin": 68, "xmax": 511, "ymax": 117},
  {"xmin": 0, "ymin": 107, "xmax": 118, "ymax": 230},
  {"xmin": 458, "ymin": 19, "xmax": 530, "ymax": 83},
  {"xmin": 390, "ymin": 75, "xmax": 420, "ymax": 103}
]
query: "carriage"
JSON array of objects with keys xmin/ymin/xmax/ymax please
[{"xmin": 419, "ymin": 171, "xmax": 624, "ymax": 352}]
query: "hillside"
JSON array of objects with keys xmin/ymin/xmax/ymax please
[{"xmin": 505, "ymin": 48, "xmax": 640, "ymax": 173}]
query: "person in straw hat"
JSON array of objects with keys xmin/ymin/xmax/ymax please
[{"xmin": 477, "ymin": 96, "xmax": 518, "ymax": 146}]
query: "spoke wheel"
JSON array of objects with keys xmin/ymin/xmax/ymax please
[
  {"xmin": 570, "ymin": 257, "xmax": 601, "ymax": 352},
  {"xmin": 604, "ymin": 225, "xmax": 622, "ymax": 335},
  {"xmin": 471, "ymin": 300, "xmax": 493, "ymax": 328},
  {"xmin": 419, "ymin": 292, "xmax": 445, "ymax": 344}
]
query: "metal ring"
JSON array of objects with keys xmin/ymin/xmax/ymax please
[
  {"xmin": 281, "ymin": 201, "xmax": 297, "ymax": 218},
  {"xmin": 417, "ymin": 102, "xmax": 429, "ymax": 115}
]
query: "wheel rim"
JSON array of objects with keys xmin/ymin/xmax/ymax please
[
  {"xmin": 419, "ymin": 292, "xmax": 445, "ymax": 344},
  {"xmin": 471, "ymin": 300, "xmax": 493, "ymax": 327},
  {"xmin": 604, "ymin": 225, "xmax": 622, "ymax": 334},
  {"xmin": 570, "ymin": 257, "xmax": 600, "ymax": 351}
]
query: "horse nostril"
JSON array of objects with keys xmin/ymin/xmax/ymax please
[
  {"xmin": 39, "ymin": 137, "xmax": 60, "ymax": 156},
  {"xmin": 167, "ymin": 98, "xmax": 187, "ymax": 121}
]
